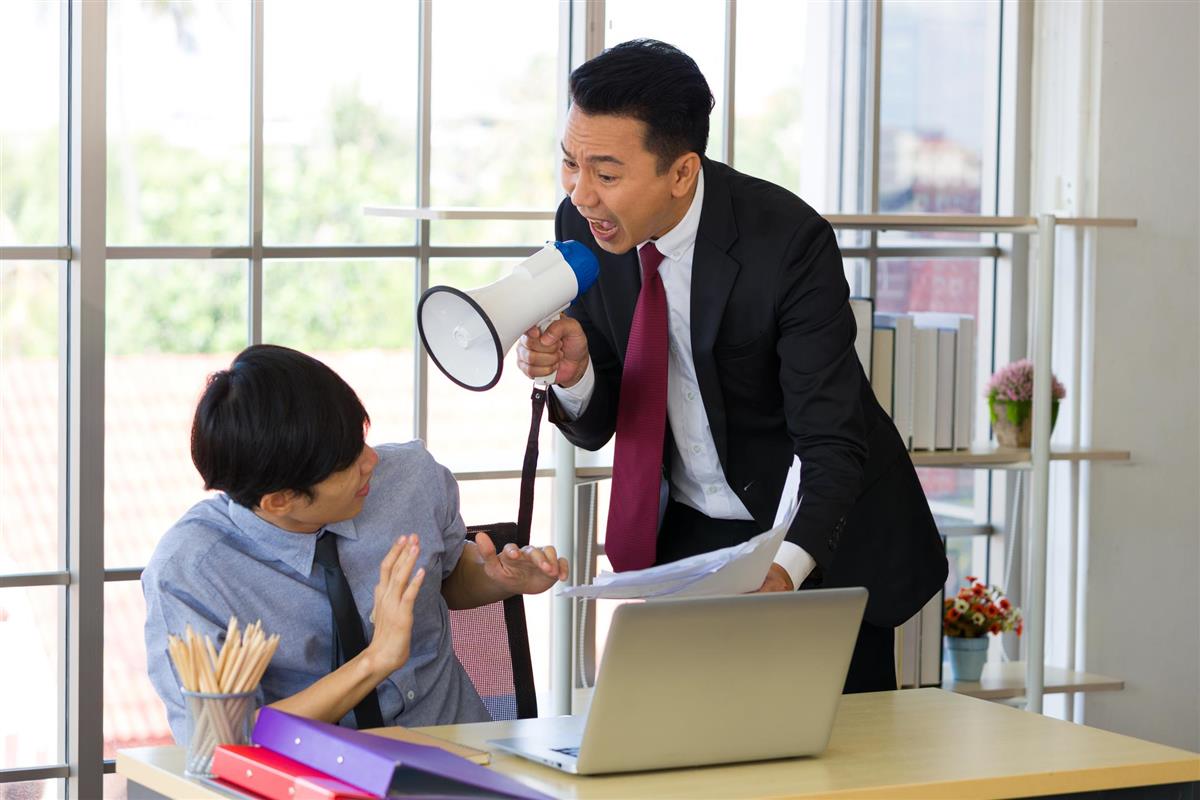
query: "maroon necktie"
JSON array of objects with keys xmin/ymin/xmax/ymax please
[{"xmin": 606, "ymin": 242, "xmax": 669, "ymax": 571}]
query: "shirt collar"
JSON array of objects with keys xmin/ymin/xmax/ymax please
[
  {"xmin": 639, "ymin": 167, "xmax": 705, "ymax": 263},
  {"xmin": 227, "ymin": 497, "xmax": 360, "ymax": 578}
]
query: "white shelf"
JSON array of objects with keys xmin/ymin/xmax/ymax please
[
  {"xmin": 363, "ymin": 206, "xmax": 554, "ymax": 221},
  {"xmin": 944, "ymin": 661, "xmax": 1125, "ymax": 700},
  {"xmin": 362, "ymin": 208, "xmax": 1138, "ymax": 231},
  {"xmin": 569, "ymin": 446, "xmax": 1130, "ymax": 482}
]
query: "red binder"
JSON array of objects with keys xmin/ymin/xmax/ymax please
[{"xmin": 212, "ymin": 744, "xmax": 376, "ymax": 800}]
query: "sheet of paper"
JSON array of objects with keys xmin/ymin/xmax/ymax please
[{"xmin": 559, "ymin": 458, "xmax": 803, "ymax": 601}]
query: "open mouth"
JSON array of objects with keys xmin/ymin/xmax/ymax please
[{"xmin": 587, "ymin": 217, "xmax": 619, "ymax": 241}]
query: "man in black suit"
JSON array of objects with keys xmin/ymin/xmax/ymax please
[{"xmin": 518, "ymin": 39, "xmax": 946, "ymax": 692}]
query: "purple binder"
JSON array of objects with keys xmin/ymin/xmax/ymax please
[{"xmin": 252, "ymin": 708, "xmax": 552, "ymax": 800}]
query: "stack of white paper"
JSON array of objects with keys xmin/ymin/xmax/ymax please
[{"xmin": 559, "ymin": 457, "xmax": 802, "ymax": 601}]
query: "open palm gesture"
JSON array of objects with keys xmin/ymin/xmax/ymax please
[{"xmin": 475, "ymin": 531, "xmax": 568, "ymax": 595}]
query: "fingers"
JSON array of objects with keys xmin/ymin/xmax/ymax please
[
  {"xmin": 400, "ymin": 568, "xmax": 426, "ymax": 605},
  {"xmin": 379, "ymin": 534, "xmax": 408, "ymax": 585},
  {"xmin": 388, "ymin": 535, "xmax": 420, "ymax": 592},
  {"xmin": 474, "ymin": 532, "xmax": 499, "ymax": 562},
  {"xmin": 501, "ymin": 544, "xmax": 569, "ymax": 580}
]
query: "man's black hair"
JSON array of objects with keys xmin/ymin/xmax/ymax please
[
  {"xmin": 191, "ymin": 344, "xmax": 369, "ymax": 509},
  {"xmin": 569, "ymin": 38, "xmax": 714, "ymax": 172}
]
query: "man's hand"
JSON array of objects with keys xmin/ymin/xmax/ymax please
[
  {"xmin": 366, "ymin": 535, "xmax": 425, "ymax": 672},
  {"xmin": 754, "ymin": 563, "xmax": 795, "ymax": 593},
  {"xmin": 516, "ymin": 317, "xmax": 590, "ymax": 388},
  {"xmin": 475, "ymin": 531, "xmax": 568, "ymax": 595}
]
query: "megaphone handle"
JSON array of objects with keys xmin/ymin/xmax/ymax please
[{"xmin": 532, "ymin": 313, "xmax": 560, "ymax": 388}]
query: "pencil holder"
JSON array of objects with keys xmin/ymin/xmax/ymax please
[{"xmin": 182, "ymin": 689, "xmax": 257, "ymax": 778}]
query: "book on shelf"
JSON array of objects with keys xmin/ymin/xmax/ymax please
[
  {"xmin": 849, "ymin": 297, "xmax": 875, "ymax": 380},
  {"xmin": 895, "ymin": 588, "xmax": 945, "ymax": 689},
  {"xmin": 871, "ymin": 327, "xmax": 895, "ymax": 417},
  {"xmin": 935, "ymin": 329, "xmax": 957, "ymax": 450},
  {"xmin": 919, "ymin": 587, "xmax": 945, "ymax": 687},
  {"xmin": 911, "ymin": 312, "xmax": 977, "ymax": 451},
  {"xmin": 874, "ymin": 313, "xmax": 914, "ymax": 449},
  {"xmin": 911, "ymin": 326, "xmax": 939, "ymax": 451}
]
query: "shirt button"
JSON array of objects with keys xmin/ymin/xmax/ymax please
[
  {"xmin": 407, "ymin": 690, "xmax": 416, "ymax": 701},
  {"xmin": 691, "ymin": 444, "xmax": 703, "ymax": 455},
  {"xmin": 686, "ymin": 391, "xmax": 697, "ymax": 401},
  {"xmin": 706, "ymin": 485, "xmax": 719, "ymax": 495}
]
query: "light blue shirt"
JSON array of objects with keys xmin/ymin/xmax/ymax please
[{"xmin": 142, "ymin": 441, "xmax": 490, "ymax": 742}]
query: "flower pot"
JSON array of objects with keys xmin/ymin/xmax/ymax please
[
  {"xmin": 991, "ymin": 398, "xmax": 1059, "ymax": 448},
  {"xmin": 946, "ymin": 635, "xmax": 989, "ymax": 682}
]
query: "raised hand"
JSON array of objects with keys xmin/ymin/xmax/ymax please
[
  {"xmin": 475, "ymin": 531, "xmax": 568, "ymax": 596},
  {"xmin": 366, "ymin": 534, "xmax": 426, "ymax": 672}
]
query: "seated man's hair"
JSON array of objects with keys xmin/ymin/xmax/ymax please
[
  {"xmin": 191, "ymin": 344, "xmax": 370, "ymax": 509},
  {"xmin": 569, "ymin": 38, "xmax": 714, "ymax": 173}
]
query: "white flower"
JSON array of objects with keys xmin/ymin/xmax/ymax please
[
  {"xmin": 972, "ymin": 612, "xmax": 986, "ymax": 626},
  {"xmin": 954, "ymin": 598, "xmax": 970, "ymax": 613}
]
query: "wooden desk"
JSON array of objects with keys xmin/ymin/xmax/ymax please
[{"xmin": 118, "ymin": 689, "xmax": 1199, "ymax": 799}]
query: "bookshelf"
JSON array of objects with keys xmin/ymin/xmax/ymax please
[{"xmin": 369, "ymin": 206, "xmax": 1136, "ymax": 716}]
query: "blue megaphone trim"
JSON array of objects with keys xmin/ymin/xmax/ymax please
[{"xmin": 554, "ymin": 240, "xmax": 600, "ymax": 302}]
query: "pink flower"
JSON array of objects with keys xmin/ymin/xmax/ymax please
[{"xmin": 985, "ymin": 359, "xmax": 1066, "ymax": 402}]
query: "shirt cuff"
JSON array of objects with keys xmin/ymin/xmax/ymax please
[
  {"xmin": 549, "ymin": 358, "xmax": 595, "ymax": 420},
  {"xmin": 774, "ymin": 541, "xmax": 817, "ymax": 591}
]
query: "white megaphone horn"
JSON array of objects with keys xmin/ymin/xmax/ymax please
[{"xmin": 417, "ymin": 241, "xmax": 600, "ymax": 391}]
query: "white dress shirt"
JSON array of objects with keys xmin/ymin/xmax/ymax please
[{"xmin": 553, "ymin": 170, "xmax": 816, "ymax": 589}]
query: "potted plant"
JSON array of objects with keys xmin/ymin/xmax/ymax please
[
  {"xmin": 985, "ymin": 359, "xmax": 1067, "ymax": 448},
  {"xmin": 943, "ymin": 576, "xmax": 1022, "ymax": 682}
]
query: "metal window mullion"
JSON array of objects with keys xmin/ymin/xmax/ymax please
[
  {"xmin": 0, "ymin": 572, "xmax": 72, "ymax": 589},
  {"xmin": 56, "ymin": 0, "xmax": 71, "ymax": 781},
  {"xmin": 722, "ymin": 0, "xmax": 736, "ymax": 166},
  {"xmin": 865, "ymin": 0, "xmax": 883, "ymax": 298},
  {"xmin": 65, "ymin": 1, "xmax": 106, "ymax": 797},
  {"xmin": 248, "ymin": 0, "xmax": 265, "ymax": 345},
  {"xmin": 0, "ymin": 246, "xmax": 72, "ymax": 260},
  {"xmin": 413, "ymin": 0, "xmax": 433, "ymax": 442},
  {"xmin": 104, "ymin": 567, "xmax": 143, "ymax": 582},
  {"xmin": 0, "ymin": 766, "xmax": 71, "ymax": 784}
]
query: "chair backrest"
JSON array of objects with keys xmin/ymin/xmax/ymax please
[{"xmin": 447, "ymin": 523, "xmax": 538, "ymax": 720}]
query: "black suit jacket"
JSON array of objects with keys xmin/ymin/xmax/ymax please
[{"xmin": 550, "ymin": 158, "xmax": 946, "ymax": 626}]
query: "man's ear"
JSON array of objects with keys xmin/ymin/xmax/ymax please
[
  {"xmin": 258, "ymin": 489, "xmax": 297, "ymax": 516},
  {"xmin": 668, "ymin": 153, "xmax": 702, "ymax": 199}
]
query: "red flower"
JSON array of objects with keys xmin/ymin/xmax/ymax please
[
  {"xmin": 1016, "ymin": 622, "xmax": 1024, "ymax": 636},
  {"xmin": 989, "ymin": 623, "xmax": 1001, "ymax": 634},
  {"xmin": 972, "ymin": 584, "xmax": 986, "ymax": 596},
  {"xmin": 948, "ymin": 608, "xmax": 962, "ymax": 621},
  {"xmin": 999, "ymin": 598, "xmax": 1011, "ymax": 610},
  {"xmin": 959, "ymin": 589, "xmax": 974, "ymax": 600},
  {"xmin": 986, "ymin": 604, "xmax": 999, "ymax": 616},
  {"xmin": 965, "ymin": 575, "xmax": 978, "ymax": 583}
]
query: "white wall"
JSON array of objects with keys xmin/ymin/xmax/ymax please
[{"xmin": 1079, "ymin": 0, "xmax": 1199, "ymax": 750}]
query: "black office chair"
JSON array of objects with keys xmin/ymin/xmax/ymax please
[{"xmin": 447, "ymin": 523, "xmax": 538, "ymax": 720}]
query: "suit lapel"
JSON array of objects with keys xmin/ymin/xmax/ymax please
[{"xmin": 691, "ymin": 159, "xmax": 740, "ymax": 469}]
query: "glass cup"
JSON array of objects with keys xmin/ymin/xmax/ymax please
[{"xmin": 182, "ymin": 689, "xmax": 257, "ymax": 778}]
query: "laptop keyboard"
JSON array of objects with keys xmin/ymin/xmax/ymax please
[{"xmin": 551, "ymin": 746, "xmax": 580, "ymax": 758}]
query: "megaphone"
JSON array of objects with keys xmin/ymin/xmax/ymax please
[{"xmin": 417, "ymin": 241, "xmax": 600, "ymax": 391}]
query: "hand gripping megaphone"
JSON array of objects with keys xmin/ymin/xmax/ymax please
[{"xmin": 417, "ymin": 241, "xmax": 600, "ymax": 391}]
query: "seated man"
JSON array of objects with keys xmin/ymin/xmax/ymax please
[{"xmin": 144, "ymin": 344, "xmax": 567, "ymax": 741}]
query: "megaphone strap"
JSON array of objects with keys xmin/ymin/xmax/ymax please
[{"xmin": 516, "ymin": 386, "xmax": 547, "ymax": 547}]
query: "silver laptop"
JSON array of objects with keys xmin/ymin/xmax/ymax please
[{"xmin": 490, "ymin": 587, "xmax": 867, "ymax": 775}]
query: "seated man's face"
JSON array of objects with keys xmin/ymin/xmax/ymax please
[{"xmin": 266, "ymin": 444, "xmax": 379, "ymax": 532}]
